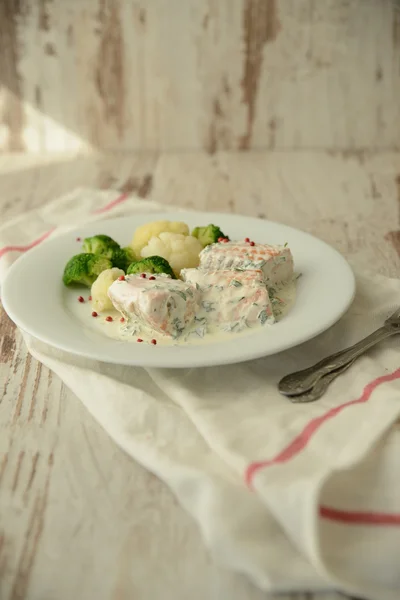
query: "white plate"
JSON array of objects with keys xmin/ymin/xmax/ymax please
[{"xmin": 1, "ymin": 211, "xmax": 355, "ymax": 368}]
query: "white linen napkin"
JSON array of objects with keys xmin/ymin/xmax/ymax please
[{"xmin": 1, "ymin": 188, "xmax": 400, "ymax": 600}]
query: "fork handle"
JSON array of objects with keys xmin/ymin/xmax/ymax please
[{"xmin": 278, "ymin": 326, "xmax": 395, "ymax": 396}]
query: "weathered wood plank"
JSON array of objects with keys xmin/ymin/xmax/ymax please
[{"xmin": 0, "ymin": 0, "xmax": 399, "ymax": 152}]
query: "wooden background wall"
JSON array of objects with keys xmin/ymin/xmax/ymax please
[{"xmin": 0, "ymin": 0, "xmax": 399, "ymax": 153}]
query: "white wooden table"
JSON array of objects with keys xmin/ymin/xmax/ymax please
[{"xmin": 1, "ymin": 150, "xmax": 399, "ymax": 600}]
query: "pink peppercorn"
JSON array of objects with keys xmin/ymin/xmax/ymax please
[
  {"xmin": 78, "ymin": 296, "xmax": 84, "ymax": 303},
  {"xmin": 92, "ymin": 311, "xmax": 98, "ymax": 317},
  {"xmin": 105, "ymin": 316, "xmax": 113, "ymax": 322},
  {"xmin": 137, "ymin": 338, "xmax": 143, "ymax": 343},
  {"xmin": 140, "ymin": 273, "xmax": 147, "ymax": 278},
  {"xmin": 149, "ymin": 276, "xmax": 156, "ymax": 280},
  {"xmin": 150, "ymin": 339, "xmax": 157, "ymax": 345},
  {"xmin": 249, "ymin": 241, "xmax": 255, "ymax": 246}
]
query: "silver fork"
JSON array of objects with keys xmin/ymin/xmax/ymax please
[{"xmin": 279, "ymin": 308, "xmax": 400, "ymax": 398}]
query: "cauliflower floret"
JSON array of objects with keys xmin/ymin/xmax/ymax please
[
  {"xmin": 131, "ymin": 220, "xmax": 189, "ymax": 257},
  {"xmin": 91, "ymin": 267, "xmax": 125, "ymax": 312},
  {"xmin": 141, "ymin": 232, "xmax": 202, "ymax": 277}
]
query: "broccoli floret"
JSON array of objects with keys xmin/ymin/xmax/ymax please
[
  {"xmin": 109, "ymin": 248, "xmax": 127, "ymax": 270},
  {"xmin": 82, "ymin": 234, "xmax": 120, "ymax": 258},
  {"xmin": 109, "ymin": 246, "xmax": 137, "ymax": 271},
  {"xmin": 126, "ymin": 256, "xmax": 176, "ymax": 279},
  {"xmin": 63, "ymin": 253, "xmax": 112, "ymax": 287},
  {"xmin": 191, "ymin": 224, "xmax": 229, "ymax": 247},
  {"xmin": 123, "ymin": 246, "xmax": 137, "ymax": 263}
]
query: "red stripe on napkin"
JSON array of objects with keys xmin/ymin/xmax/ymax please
[
  {"xmin": 245, "ymin": 368, "xmax": 400, "ymax": 487},
  {"xmin": 0, "ymin": 192, "xmax": 130, "ymax": 259},
  {"xmin": 319, "ymin": 505, "xmax": 400, "ymax": 526},
  {"xmin": 93, "ymin": 192, "xmax": 130, "ymax": 214},
  {"xmin": 0, "ymin": 228, "xmax": 56, "ymax": 259}
]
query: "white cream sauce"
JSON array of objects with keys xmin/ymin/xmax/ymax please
[{"xmin": 66, "ymin": 278, "xmax": 297, "ymax": 347}]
